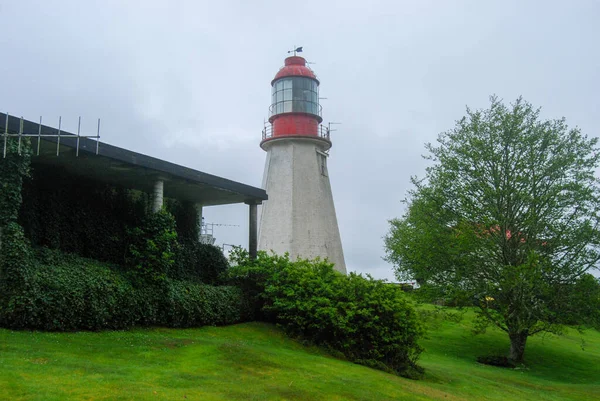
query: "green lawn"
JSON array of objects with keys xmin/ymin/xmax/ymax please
[
  {"xmin": 0, "ymin": 309, "xmax": 598, "ymax": 400},
  {"xmin": 417, "ymin": 307, "xmax": 600, "ymax": 400}
]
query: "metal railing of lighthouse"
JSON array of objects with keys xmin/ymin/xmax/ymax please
[{"xmin": 262, "ymin": 123, "xmax": 331, "ymax": 141}]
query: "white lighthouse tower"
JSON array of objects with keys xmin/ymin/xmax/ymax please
[{"xmin": 258, "ymin": 52, "xmax": 346, "ymax": 274}]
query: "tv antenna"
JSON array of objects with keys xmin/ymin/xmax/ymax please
[{"xmin": 328, "ymin": 122, "xmax": 342, "ymax": 132}]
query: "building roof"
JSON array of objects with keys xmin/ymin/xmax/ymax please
[{"xmin": 1, "ymin": 113, "xmax": 267, "ymax": 206}]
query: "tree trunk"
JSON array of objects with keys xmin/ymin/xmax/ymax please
[{"xmin": 509, "ymin": 331, "xmax": 528, "ymax": 363}]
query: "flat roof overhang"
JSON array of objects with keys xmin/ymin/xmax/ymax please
[{"xmin": 1, "ymin": 113, "xmax": 267, "ymax": 206}]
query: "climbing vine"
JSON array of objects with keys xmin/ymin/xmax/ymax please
[
  {"xmin": 0, "ymin": 137, "xmax": 31, "ymax": 225},
  {"xmin": 0, "ymin": 137, "xmax": 32, "ymax": 293}
]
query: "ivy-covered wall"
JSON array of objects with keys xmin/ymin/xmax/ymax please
[
  {"xmin": 0, "ymin": 138, "xmax": 32, "ymax": 293},
  {"xmin": 0, "ymin": 143, "xmax": 239, "ymax": 331},
  {"xmin": 0, "ymin": 139, "xmax": 31, "ymax": 228},
  {"xmin": 18, "ymin": 165, "xmax": 199, "ymax": 265}
]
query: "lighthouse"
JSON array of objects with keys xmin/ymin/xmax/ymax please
[{"xmin": 258, "ymin": 52, "xmax": 346, "ymax": 274}]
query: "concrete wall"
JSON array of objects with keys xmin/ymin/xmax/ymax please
[{"xmin": 259, "ymin": 138, "xmax": 346, "ymax": 273}]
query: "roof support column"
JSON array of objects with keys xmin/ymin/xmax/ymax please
[
  {"xmin": 152, "ymin": 178, "xmax": 164, "ymax": 213},
  {"xmin": 195, "ymin": 203, "xmax": 203, "ymax": 242},
  {"xmin": 246, "ymin": 201, "xmax": 260, "ymax": 260}
]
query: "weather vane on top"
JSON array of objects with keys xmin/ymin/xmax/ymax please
[{"xmin": 288, "ymin": 46, "xmax": 303, "ymax": 56}]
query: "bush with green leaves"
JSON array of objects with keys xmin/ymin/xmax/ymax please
[
  {"xmin": 0, "ymin": 222, "xmax": 33, "ymax": 291},
  {"xmin": 0, "ymin": 248, "xmax": 249, "ymax": 331},
  {"xmin": 162, "ymin": 279, "xmax": 252, "ymax": 327},
  {"xmin": 175, "ymin": 241, "xmax": 229, "ymax": 284},
  {"xmin": 1, "ymin": 249, "xmax": 137, "ymax": 330},
  {"xmin": 126, "ymin": 209, "xmax": 179, "ymax": 282},
  {"xmin": 228, "ymin": 249, "xmax": 424, "ymax": 378}
]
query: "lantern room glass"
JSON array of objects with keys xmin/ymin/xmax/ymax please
[{"xmin": 271, "ymin": 77, "xmax": 319, "ymax": 116}]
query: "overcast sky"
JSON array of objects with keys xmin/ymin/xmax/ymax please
[{"xmin": 1, "ymin": 1, "xmax": 599, "ymax": 281}]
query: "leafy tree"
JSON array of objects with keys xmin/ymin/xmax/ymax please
[{"xmin": 385, "ymin": 96, "xmax": 600, "ymax": 362}]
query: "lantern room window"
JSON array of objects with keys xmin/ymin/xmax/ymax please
[{"xmin": 271, "ymin": 77, "xmax": 319, "ymax": 116}]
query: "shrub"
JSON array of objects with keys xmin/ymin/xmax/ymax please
[
  {"xmin": 126, "ymin": 210, "xmax": 179, "ymax": 282},
  {"xmin": 175, "ymin": 241, "xmax": 230, "ymax": 284},
  {"xmin": 162, "ymin": 280, "xmax": 251, "ymax": 327},
  {"xmin": 0, "ymin": 249, "xmax": 136, "ymax": 330},
  {"xmin": 166, "ymin": 199, "xmax": 199, "ymax": 243},
  {"xmin": 0, "ymin": 248, "xmax": 249, "ymax": 331},
  {"xmin": 0, "ymin": 222, "xmax": 33, "ymax": 291},
  {"xmin": 229, "ymin": 249, "xmax": 424, "ymax": 378}
]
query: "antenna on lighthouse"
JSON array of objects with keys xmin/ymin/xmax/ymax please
[
  {"xmin": 305, "ymin": 60, "xmax": 317, "ymax": 75},
  {"xmin": 328, "ymin": 122, "xmax": 342, "ymax": 132}
]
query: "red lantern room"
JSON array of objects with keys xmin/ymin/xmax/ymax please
[{"xmin": 261, "ymin": 55, "xmax": 331, "ymax": 150}]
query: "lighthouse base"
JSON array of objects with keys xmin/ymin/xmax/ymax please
[{"xmin": 258, "ymin": 137, "xmax": 346, "ymax": 274}]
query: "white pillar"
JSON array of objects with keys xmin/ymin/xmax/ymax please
[
  {"xmin": 195, "ymin": 203, "xmax": 203, "ymax": 241},
  {"xmin": 152, "ymin": 179, "xmax": 164, "ymax": 212}
]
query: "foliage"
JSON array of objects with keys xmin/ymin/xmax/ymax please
[
  {"xmin": 0, "ymin": 248, "xmax": 249, "ymax": 331},
  {"xmin": 19, "ymin": 165, "xmax": 225, "ymax": 285},
  {"xmin": 385, "ymin": 96, "xmax": 600, "ymax": 362},
  {"xmin": 175, "ymin": 241, "xmax": 230, "ymax": 284},
  {"xmin": 161, "ymin": 279, "xmax": 252, "ymax": 327},
  {"xmin": 19, "ymin": 166, "xmax": 204, "ymax": 268},
  {"xmin": 228, "ymin": 249, "xmax": 424, "ymax": 378},
  {"xmin": 0, "ymin": 222, "xmax": 34, "ymax": 292},
  {"xmin": 0, "ymin": 133, "xmax": 244, "ymax": 331},
  {"xmin": 0, "ymin": 138, "xmax": 31, "ymax": 226},
  {"xmin": 19, "ymin": 166, "xmax": 150, "ymax": 264},
  {"xmin": 126, "ymin": 209, "xmax": 179, "ymax": 282},
  {"xmin": 0, "ymin": 248, "xmax": 137, "ymax": 330},
  {"xmin": 166, "ymin": 199, "xmax": 200, "ymax": 243},
  {"xmin": 554, "ymin": 273, "xmax": 600, "ymax": 329},
  {"xmin": 0, "ymin": 138, "xmax": 32, "ymax": 297}
]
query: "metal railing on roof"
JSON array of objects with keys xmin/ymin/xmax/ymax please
[{"xmin": 2, "ymin": 113, "xmax": 101, "ymax": 158}]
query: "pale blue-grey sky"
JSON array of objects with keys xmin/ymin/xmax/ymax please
[{"xmin": 1, "ymin": 0, "xmax": 598, "ymax": 280}]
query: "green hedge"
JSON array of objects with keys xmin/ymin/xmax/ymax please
[
  {"xmin": 175, "ymin": 241, "xmax": 230, "ymax": 284},
  {"xmin": 0, "ymin": 249, "xmax": 250, "ymax": 331},
  {"xmin": 228, "ymin": 249, "xmax": 425, "ymax": 378},
  {"xmin": 126, "ymin": 209, "xmax": 179, "ymax": 282}
]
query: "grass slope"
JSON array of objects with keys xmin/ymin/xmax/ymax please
[
  {"xmin": 417, "ymin": 307, "xmax": 600, "ymax": 401},
  {"xmin": 0, "ymin": 310, "xmax": 598, "ymax": 400}
]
